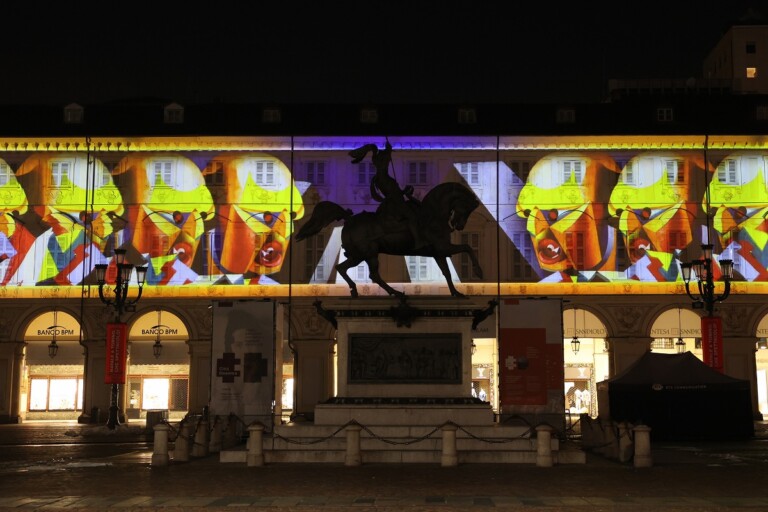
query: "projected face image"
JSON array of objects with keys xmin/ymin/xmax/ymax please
[
  {"xmin": 709, "ymin": 152, "xmax": 768, "ymax": 281},
  {"xmin": 516, "ymin": 154, "xmax": 619, "ymax": 274},
  {"xmin": 205, "ymin": 153, "xmax": 305, "ymax": 282},
  {"xmin": 15, "ymin": 153, "xmax": 124, "ymax": 285},
  {"xmin": 115, "ymin": 154, "xmax": 214, "ymax": 285},
  {"xmin": 0, "ymin": 158, "xmax": 34, "ymax": 285},
  {"xmin": 608, "ymin": 153, "xmax": 705, "ymax": 281}
]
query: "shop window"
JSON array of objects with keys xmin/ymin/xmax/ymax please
[{"xmin": 28, "ymin": 377, "xmax": 83, "ymax": 412}]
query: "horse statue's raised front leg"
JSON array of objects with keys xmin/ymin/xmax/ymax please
[
  {"xmin": 432, "ymin": 241, "xmax": 484, "ymax": 298},
  {"xmin": 434, "ymin": 257, "xmax": 466, "ymax": 298}
]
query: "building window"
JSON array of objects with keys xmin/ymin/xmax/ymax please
[
  {"xmin": 458, "ymin": 108, "xmax": 477, "ymax": 124},
  {"xmin": 511, "ymin": 232, "xmax": 533, "ymax": 280},
  {"xmin": 507, "ymin": 160, "xmax": 531, "ymax": 184},
  {"xmin": 407, "ymin": 161, "xmax": 429, "ymax": 185},
  {"xmin": 353, "ymin": 263, "xmax": 371, "ymax": 282},
  {"xmin": 357, "ymin": 162, "xmax": 375, "ymax": 186},
  {"xmin": 360, "ymin": 108, "xmax": 378, "ymax": 123},
  {"xmin": 457, "ymin": 162, "xmax": 480, "ymax": 185},
  {"xmin": 152, "ymin": 160, "xmax": 175, "ymax": 187},
  {"xmin": 206, "ymin": 160, "xmax": 225, "ymax": 186},
  {"xmin": 262, "ymin": 108, "xmax": 282, "ymax": 123},
  {"xmin": 623, "ymin": 162, "xmax": 636, "ymax": 185},
  {"xmin": 51, "ymin": 161, "xmax": 71, "ymax": 187},
  {"xmin": 556, "ymin": 108, "xmax": 576, "ymax": 124},
  {"xmin": 560, "ymin": 160, "xmax": 583, "ymax": 184},
  {"xmin": 0, "ymin": 163, "xmax": 11, "ymax": 186},
  {"xmin": 651, "ymin": 338, "xmax": 674, "ymax": 350},
  {"xmin": 664, "ymin": 159, "xmax": 685, "ymax": 185},
  {"xmin": 164, "ymin": 104, "xmax": 184, "ymax": 124},
  {"xmin": 305, "ymin": 161, "xmax": 326, "ymax": 185},
  {"xmin": 717, "ymin": 159, "xmax": 739, "ymax": 185},
  {"xmin": 406, "ymin": 256, "xmax": 432, "ymax": 281},
  {"xmin": 565, "ymin": 231, "xmax": 585, "ymax": 269},
  {"xmin": 757, "ymin": 105, "xmax": 768, "ymax": 120},
  {"xmin": 656, "ymin": 107, "xmax": 674, "ymax": 122},
  {"xmin": 305, "ymin": 233, "xmax": 327, "ymax": 282},
  {"xmin": 747, "ymin": 67, "xmax": 757, "ymax": 79},
  {"xmin": 249, "ymin": 160, "xmax": 275, "ymax": 187},
  {"xmin": 63, "ymin": 104, "xmax": 84, "ymax": 124},
  {"xmin": 747, "ymin": 42, "xmax": 756, "ymax": 54},
  {"xmin": 459, "ymin": 232, "xmax": 479, "ymax": 280}
]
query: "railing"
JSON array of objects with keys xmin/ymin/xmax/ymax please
[{"xmin": 150, "ymin": 412, "xmax": 571, "ymax": 468}]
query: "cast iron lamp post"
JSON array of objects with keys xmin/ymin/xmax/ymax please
[
  {"xmin": 95, "ymin": 248, "xmax": 147, "ymax": 429},
  {"xmin": 680, "ymin": 244, "xmax": 733, "ymax": 317}
]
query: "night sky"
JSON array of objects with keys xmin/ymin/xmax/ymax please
[{"xmin": 1, "ymin": 2, "xmax": 764, "ymax": 106}]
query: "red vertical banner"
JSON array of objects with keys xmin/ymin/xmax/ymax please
[
  {"xmin": 701, "ymin": 316, "xmax": 723, "ymax": 373},
  {"xmin": 105, "ymin": 322, "xmax": 127, "ymax": 384}
]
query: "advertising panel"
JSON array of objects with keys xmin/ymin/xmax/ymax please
[
  {"xmin": 498, "ymin": 299, "xmax": 564, "ymax": 414},
  {"xmin": 209, "ymin": 300, "xmax": 275, "ymax": 426}
]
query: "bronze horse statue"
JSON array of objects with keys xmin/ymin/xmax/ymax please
[{"xmin": 295, "ymin": 181, "xmax": 483, "ymax": 298}]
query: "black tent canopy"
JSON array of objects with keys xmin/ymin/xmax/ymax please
[{"xmin": 597, "ymin": 352, "xmax": 754, "ymax": 440}]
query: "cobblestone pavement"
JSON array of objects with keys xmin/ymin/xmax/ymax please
[{"xmin": 1, "ymin": 422, "xmax": 768, "ymax": 511}]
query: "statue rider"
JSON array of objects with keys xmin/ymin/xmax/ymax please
[{"xmin": 349, "ymin": 141, "xmax": 426, "ymax": 248}]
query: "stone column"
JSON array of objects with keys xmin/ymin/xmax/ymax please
[
  {"xmin": 0, "ymin": 341, "xmax": 24, "ymax": 423},
  {"xmin": 723, "ymin": 336, "xmax": 761, "ymax": 419},
  {"xmin": 292, "ymin": 339, "xmax": 334, "ymax": 421},
  {"xmin": 187, "ymin": 339, "xmax": 211, "ymax": 415},
  {"xmin": 78, "ymin": 338, "xmax": 110, "ymax": 424}
]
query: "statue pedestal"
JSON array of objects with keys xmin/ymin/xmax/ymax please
[{"xmin": 315, "ymin": 297, "xmax": 494, "ymax": 426}]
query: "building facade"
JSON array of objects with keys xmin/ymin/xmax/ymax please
[{"xmin": 0, "ymin": 122, "xmax": 767, "ymax": 425}]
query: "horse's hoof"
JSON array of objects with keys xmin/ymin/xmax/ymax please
[
  {"xmin": 350, "ymin": 289, "xmax": 359, "ymax": 298},
  {"xmin": 452, "ymin": 292, "xmax": 468, "ymax": 299}
]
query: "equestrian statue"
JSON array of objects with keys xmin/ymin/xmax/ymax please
[{"xmin": 295, "ymin": 141, "xmax": 483, "ymax": 298}]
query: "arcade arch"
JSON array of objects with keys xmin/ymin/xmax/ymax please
[
  {"xmin": 127, "ymin": 309, "xmax": 190, "ymax": 420},
  {"xmin": 563, "ymin": 308, "xmax": 609, "ymax": 418},
  {"xmin": 23, "ymin": 309, "xmax": 84, "ymax": 420}
]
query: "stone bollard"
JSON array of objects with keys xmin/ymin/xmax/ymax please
[
  {"xmin": 247, "ymin": 423, "xmax": 265, "ymax": 467},
  {"xmin": 441, "ymin": 423, "xmax": 458, "ymax": 467},
  {"xmin": 209, "ymin": 416, "xmax": 222, "ymax": 453},
  {"xmin": 192, "ymin": 419, "xmax": 209, "ymax": 458},
  {"xmin": 174, "ymin": 421, "xmax": 191, "ymax": 462},
  {"xmin": 345, "ymin": 423, "xmax": 362, "ymax": 466},
  {"xmin": 632, "ymin": 424, "xmax": 653, "ymax": 468},
  {"xmin": 618, "ymin": 422, "xmax": 634, "ymax": 463},
  {"xmin": 151, "ymin": 423, "xmax": 170, "ymax": 466},
  {"xmin": 535, "ymin": 424, "xmax": 555, "ymax": 467}
]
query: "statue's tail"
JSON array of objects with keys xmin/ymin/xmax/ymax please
[
  {"xmin": 349, "ymin": 144, "xmax": 378, "ymax": 164},
  {"xmin": 295, "ymin": 201, "xmax": 353, "ymax": 241}
]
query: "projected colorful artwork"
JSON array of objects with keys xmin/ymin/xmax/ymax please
[{"xmin": 0, "ymin": 142, "xmax": 766, "ymax": 294}]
